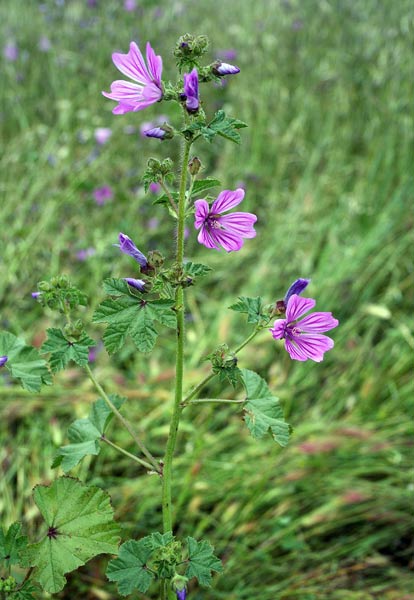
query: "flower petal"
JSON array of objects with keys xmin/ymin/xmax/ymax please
[
  {"xmin": 145, "ymin": 42, "xmax": 162, "ymax": 85},
  {"xmin": 298, "ymin": 312, "xmax": 339, "ymax": 333},
  {"xmin": 217, "ymin": 212, "xmax": 257, "ymax": 237},
  {"xmin": 112, "ymin": 41, "xmax": 151, "ymax": 85},
  {"xmin": 269, "ymin": 320, "xmax": 286, "ymax": 339},
  {"xmin": 102, "ymin": 80, "xmax": 144, "ymax": 103},
  {"xmin": 289, "ymin": 333, "xmax": 335, "ymax": 362},
  {"xmin": 209, "ymin": 227, "xmax": 244, "ymax": 252},
  {"xmin": 197, "ymin": 225, "xmax": 220, "ymax": 249},
  {"xmin": 194, "ymin": 199, "xmax": 210, "ymax": 229},
  {"xmin": 286, "ymin": 294, "xmax": 316, "ymax": 323},
  {"xmin": 211, "ymin": 188, "xmax": 245, "ymax": 214}
]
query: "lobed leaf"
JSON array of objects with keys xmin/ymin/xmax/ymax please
[
  {"xmin": 228, "ymin": 296, "xmax": 265, "ymax": 323},
  {"xmin": 41, "ymin": 328, "xmax": 95, "ymax": 372},
  {"xmin": 190, "ymin": 178, "xmax": 221, "ymax": 198},
  {"xmin": 185, "ymin": 537, "xmax": 222, "ymax": 587},
  {"xmin": 241, "ymin": 369, "xmax": 291, "ymax": 447},
  {"xmin": 20, "ymin": 477, "xmax": 120, "ymax": 594},
  {"xmin": 0, "ymin": 522, "xmax": 28, "ymax": 568},
  {"xmin": 106, "ymin": 539, "xmax": 154, "ymax": 596},
  {"xmin": 0, "ymin": 331, "xmax": 51, "ymax": 392},
  {"xmin": 183, "ymin": 262, "xmax": 212, "ymax": 278}
]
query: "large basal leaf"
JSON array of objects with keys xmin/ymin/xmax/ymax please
[
  {"xmin": 106, "ymin": 539, "xmax": 154, "ymax": 596},
  {"xmin": 53, "ymin": 395, "xmax": 125, "ymax": 472},
  {"xmin": 0, "ymin": 331, "xmax": 51, "ymax": 392},
  {"xmin": 41, "ymin": 328, "xmax": 95, "ymax": 372},
  {"xmin": 0, "ymin": 522, "xmax": 28, "ymax": 568},
  {"xmin": 93, "ymin": 295, "xmax": 175, "ymax": 354},
  {"xmin": 184, "ymin": 537, "xmax": 222, "ymax": 587},
  {"xmin": 21, "ymin": 477, "xmax": 120, "ymax": 594},
  {"xmin": 241, "ymin": 369, "xmax": 291, "ymax": 447}
]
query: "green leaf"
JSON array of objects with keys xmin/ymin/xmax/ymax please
[
  {"xmin": 106, "ymin": 539, "xmax": 154, "ymax": 596},
  {"xmin": 146, "ymin": 531, "xmax": 174, "ymax": 550},
  {"xmin": 53, "ymin": 395, "xmax": 125, "ymax": 472},
  {"xmin": 241, "ymin": 369, "xmax": 291, "ymax": 447},
  {"xmin": 190, "ymin": 178, "xmax": 221, "ymax": 198},
  {"xmin": 228, "ymin": 296, "xmax": 264, "ymax": 323},
  {"xmin": 0, "ymin": 332, "xmax": 51, "ymax": 392},
  {"xmin": 103, "ymin": 278, "xmax": 131, "ymax": 296},
  {"xmin": 183, "ymin": 262, "xmax": 212, "ymax": 278},
  {"xmin": 153, "ymin": 191, "xmax": 179, "ymax": 206},
  {"xmin": 205, "ymin": 110, "xmax": 247, "ymax": 144},
  {"xmin": 41, "ymin": 328, "xmax": 95, "ymax": 372},
  {"xmin": 0, "ymin": 522, "xmax": 28, "ymax": 568},
  {"xmin": 20, "ymin": 477, "xmax": 120, "ymax": 594},
  {"xmin": 93, "ymin": 296, "xmax": 175, "ymax": 354},
  {"xmin": 185, "ymin": 537, "xmax": 222, "ymax": 587}
]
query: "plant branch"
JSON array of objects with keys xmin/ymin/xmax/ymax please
[
  {"xmin": 84, "ymin": 364, "xmax": 161, "ymax": 473},
  {"xmin": 100, "ymin": 434, "xmax": 155, "ymax": 471}
]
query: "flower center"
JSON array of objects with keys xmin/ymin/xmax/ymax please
[{"xmin": 207, "ymin": 215, "xmax": 221, "ymax": 229}]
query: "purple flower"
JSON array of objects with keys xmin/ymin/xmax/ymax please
[
  {"xmin": 284, "ymin": 278, "xmax": 310, "ymax": 303},
  {"xmin": 76, "ymin": 247, "xmax": 96, "ymax": 261},
  {"xmin": 116, "ymin": 233, "xmax": 148, "ymax": 268},
  {"xmin": 123, "ymin": 0, "xmax": 136, "ymax": 10},
  {"xmin": 4, "ymin": 42, "xmax": 19, "ymax": 61},
  {"xmin": 124, "ymin": 277, "xmax": 146, "ymax": 292},
  {"xmin": 269, "ymin": 294, "xmax": 338, "ymax": 362},
  {"xmin": 145, "ymin": 127, "xmax": 166, "ymax": 139},
  {"xmin": 139, "ymin": 115, "xmax": 168, "ymax": 137},
  {"xmin": 194, "ymin": 188, "xmax": 257, "ymax": 252},
  {"xmin": 94, "ymin": 127, "xmax": 112, "ymax": 145},
  {"xmin": 0, "ymin": 356, "xmax": 8, "ymax": 367},
  {"xmin": 93, "ymin": 185, "xmax": 113, "ymax": 205},
  {"xmin": 102, "ymin": 42, "xmax": 163, "ymax": 115},
  {"xmin": 149, "ymin": 182, "xmax": 161, "ymax": 194},
  {"xmin": 212, "ymin": 61, "xmax": 240, "ymax": 76},
  {"xmin": 183, "ymin": 68, "xmax": 199, "ymax": 112},
  {"xmin": 176, "ymin": 589, "xmax": 187, "ymax": 600},
  {"xmin": 31, "ymin": 291, "xmax": 42, "ymax": 299}
]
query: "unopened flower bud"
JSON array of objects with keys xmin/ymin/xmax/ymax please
[
  {"xmin": 115, "ymin": 233, "xmax": 148, "ymax": 269},
  {"xmin": 188, "ymin": 156, "xmax": 202, "ymax": 175},
  {"xmin": 124, "ymin": 278, "xmax": 146, "ymax": 292},
  {"xmin": 145, "ymin": 124, "xmax": 174, "ymax": 140},
  {"xmin": 147, "ymin": 250, "xmax": 164, "ymax": 269},
  {"xmin": 284, "ymin": 278, "xmax": 310, "ymax": 303},
  {"xmin": 211, "ymin": 60, "xmax": 240, "ymax": 76},
  {"xmin": 0, "ymin": 356, "xmax": 8, "ymax": 367}
]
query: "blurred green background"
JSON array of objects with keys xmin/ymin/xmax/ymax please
[{"xmin": 1, "ymin": 0, "xmax": 413, "ymax": 598}]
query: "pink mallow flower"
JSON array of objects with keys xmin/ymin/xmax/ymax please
[
  {"xmin": 102, "ymin": 42, "xmax": 163, "ymax": 115},
  {"xmin": 270, "ymin": 294, "xmax": 338, "ymax": 362},
  {"xmin": 93, "ymin": 185, "xmax": 113, "ymax": 205},
  {"xmin": 94, "ymin": 127, "xmax": 112, "ymax": 145},
  {"xmin": 194, "ymin": 188, "xmax": 257, "ymax": 252}
]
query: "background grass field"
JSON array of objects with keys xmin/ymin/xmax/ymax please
[{"xmin": 1, "ymin": 0, "xmax": 413, "ymax": 598}]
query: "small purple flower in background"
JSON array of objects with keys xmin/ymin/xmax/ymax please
[
  {"xmin": 212, "ymin": 60, "xmax": 240, "ymax": 76},
  {"xmin": 94, "ymin": 127, "xmax": 112, "ymax": 145},
  {"xmin": 4, "ymin": 42, "xmax": 19, "ymax": 61},
  {"xmin": 194, "ymin": 188, "xmax": 257, "ymax": 252},
  {"xmin": 147, "ymin": 217, "xmax": 160, "ymax": 230},
  {"xmin": 102, "ymin": 42, "xmax": 163, "ymax": 115},
  {"xmin": 176, "ymin": 588, "xmax": 187, "ymax": 600},
  {"xmin": 123, "ymin": 0, "xmax": 136, "ymax": 10},
  {"xmin": 38, "ymin": 36, "xmax": 51, "ymax": 52},
  {"xmin": 269, "ymin": 294, "xmax": 338, "ymax": 362},
  {"xmin": 124, "ymin": 278, "xmax": 146, "ymax": 292},
  {"xmin": 218, "ymin": 49, "xmax": 237, "ymax": 61},
  {"xmin": 116, "ymin": 233, "xmax": 148, "ymax": 268},
  {"xmin": 31, "ymin": 291, "xmax": 42, "ymax": 299},
  {"xmin": 76, "ymin": 247, "xmax": 96, "ymax": 261},
  {"xmin": 0, "ymin": 356, "xmax": 8, "ymax": 368},
  {"xmin": 93, "ymin": 185, "xmax": 113, "ymax": 205},
  {"xmin": 149, "ymin": 182, "xmax": 161, "ymax": 194},
  {"xmin": 183, "ymin": 68, "xmax": 199, "ymax": 112}
]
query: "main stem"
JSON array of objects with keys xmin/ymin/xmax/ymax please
[{"xmin": 162, "ymin": 139, "xmax": 191, "ymax": 534}]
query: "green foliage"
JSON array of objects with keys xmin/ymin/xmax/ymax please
[
  {"xmin": 190, "ymin": 178, "xmax": 221, "ymax": 198},
  {"xmin": 20, "ymin": 477, "xmax": 120, "ymax": 594},
  {"xmin": 183, "ymin": 110, "xmax": 247, "ymax": 144},
  {"xmin": 102, "ymin": 278, "xmax": 132, "ymax": 296},
  {"xmin": 52, "ymin": 395, "xmax": 125, "ymax": 472},
  {"xmin": 142, "ymin": 157, "xmax": 175, "ymax": 193},
  {"xmin": 0, "ymin": 523, "xmax": 27, "ymax": 568},
  {"xmin": 106, "ymin": 538, "xmax": 154, "ymax": 596},
  {"xmin": 93, "ymin": 293, "xmax": 176, "ymax": 354},
  {"xmin": 183, "ymin": 261, "xmax": 212, "ymax": 279},
  {"xmin": 241, "ymin": 369, "xmax": 291, "ymax": 447},
  {"xmin": 36, "ymin": 276, "xmax": 87, "ymax": 313},
  {"xmin": 0, "ymin": 332, "xmax": 51, "ymax": 392},
  {"xmin": 206, "ymin": 343, "xmax": 241, "ymax": 388},
  {"xmin": 229, "ymin": 296, "xmax": 267, "ymax": 324},
  {"xmin": 41, "ymin": 328, "xmax": 95, "ymax": 373},
  {"xmin": 184, "ymin": 537, "xmax": 222, "ymax": 587}
]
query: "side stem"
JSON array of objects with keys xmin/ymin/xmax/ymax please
[{"xmin": 161, "ymin": 139, "xmax": 191, "ymax": 534}]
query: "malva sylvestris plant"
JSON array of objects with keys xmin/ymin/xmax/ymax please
[{"xmin": 0, "ymin": 34, "xmax": 338, "ymax": 600}]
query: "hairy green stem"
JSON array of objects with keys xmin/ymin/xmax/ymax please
[
  {"xmin": 182, "ymin": 397, "xmax": 245, "ymax": 407},
  {"xmin": 84, "ymin": 364, "xmax": 161, "ymax": 473},
  {"xmin": 161, "ymin": 139, "xmax": 191, "ymax": 535},
  {"xmin": 100, "ymin": 435, "xmax": 154, "ymax": 470},
  {"xmin": 159, "ymin": 179, "xmax": 178, "ymax": 214}
]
